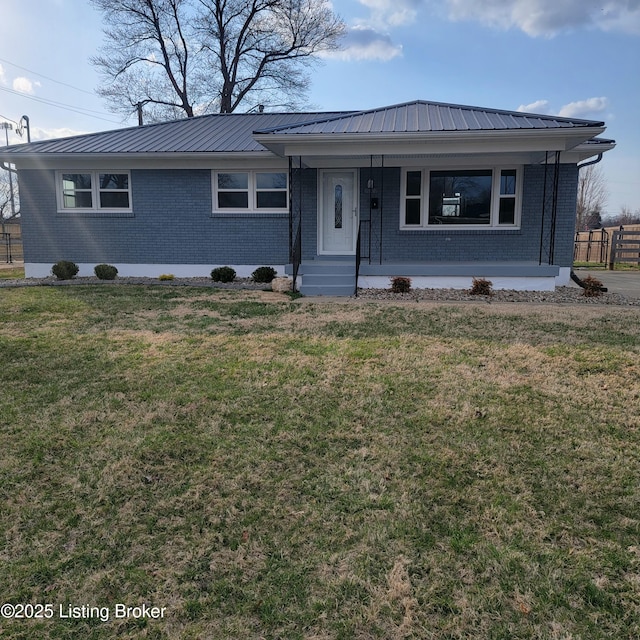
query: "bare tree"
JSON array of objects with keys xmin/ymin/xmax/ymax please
[
  {"xmin": 91, "ymin": 0, "xmax": 345, "ymax": 121},
  {"xmin": 198, "ymin": 0, "xmax": 345, "ymax": 113},
  {"xmin": 91, "ymin": 0, "xmax": 201, "ymax": 121},
  {"xmin": 0, "ymin": 169, "xmax": 19, "ymax": 222},
  {"xmin": 603, "ymin": 206, "xmax": 640, "ymax": 227},
  {"xmin": 576, "ymin": 164, "xmax": 608, "ymax": 230}
]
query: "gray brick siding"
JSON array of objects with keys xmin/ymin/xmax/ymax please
[
  {"xmin": 348, "ymin": 164, "xmax": 577, "ymax": 267},
  {"xmin": 19, "ymin": 169, "xmax": 289, "ymax": 265},
  {"xmin": 19, "ymin": 163, "xmax": 577, "ymax": 268}
]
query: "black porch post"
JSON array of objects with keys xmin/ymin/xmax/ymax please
[{"xmin": 288, "ymin": 156, "xmax": 293, "ymax": 261}]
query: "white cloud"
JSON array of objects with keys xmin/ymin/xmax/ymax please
[
  {"xmin": 356, "ymin": 0, "xmax": 422, "ymax": 27},
  {"xmin": 517, "ymin": 97, "xmax": 609, "ymax": 119},
  {"xmin": 444, "ymin": 0, "xmax": 640, "ymax": 37},
  {"xmin": 350, "ymin": 0, "xmax": 640, "ymax": 36},
  {"xmin": 325, "ymin": 26, "xmax": 403, "ymax": 61},
  {"xmin": 517, "ymin": 100, "xmax": 552, "ymax": 114},
  {"xmin": 0, "ymin": 64, "xmax": 6, "ymax": 85},
  {"xmin": 12, "ymin": 77, "xmax": 40, "ymax": 95},
  {"xmin": 30, "ymin": 126, "xmax": 86, "ymax": 142},
  {"xmin": 558, "ymin": 96, "xmax": 609, "ymax": 118}
]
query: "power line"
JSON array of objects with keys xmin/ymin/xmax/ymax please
[
  {"xmin": 0, "ymin": 114, "xmax": 20, "ymax": 126},
  {"xmin": 0, "ymin": 56, "xmax": 96, "ymax": 96},
  {"xmin": 0, "ymin": 86, "xmax": 122, "ymax": 124}
]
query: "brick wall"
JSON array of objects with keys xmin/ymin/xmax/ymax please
[
  {"xmin": 18, "ymin": 162, "xmax": 579, "ymax": 269},
  {"xmin": 351, "ymin": 164, "xmax": 578, "ymax": 267},
  {"xmin": 19, "ymin": 169, "xmax": 289, "ymax": 266}
]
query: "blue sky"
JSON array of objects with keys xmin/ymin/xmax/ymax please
[{"xmin": 1, "ymin": 0, "xmax": 638, "ymax": 216}]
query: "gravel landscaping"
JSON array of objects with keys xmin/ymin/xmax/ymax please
[{"xmin": 354, "ymin": 285, "xmax": 640, "ymax": 306}]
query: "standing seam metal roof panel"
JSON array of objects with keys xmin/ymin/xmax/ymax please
[
  {"xmin": 2, "ymin": 101, "xmax": 606, "ymax": 156},
  {"xmin": 2, "ymin": 112, "xmax": 350, "ymax": 155}
]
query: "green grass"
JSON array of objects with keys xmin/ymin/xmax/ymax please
[
  {"xmin": 1, "ymin": 286, "xmax": 639, "ymax": 639},
  {"xmin": 0, "ymin": 265, "xmax": 25, "ymax": 279},
  {"xmin": 574, "ymin": 261, "xmax": 640, "ymax": 270}
]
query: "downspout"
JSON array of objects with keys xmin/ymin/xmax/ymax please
[
  {"xmin": 577, "ymin": 153, "xmax": 603, "ymax": 170},
  {"xmin": 571, "ymin": 153, "xmax": 607, "ymax": 291}
]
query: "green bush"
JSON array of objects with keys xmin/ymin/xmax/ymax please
[
  {"xmin": 251, "ymin": 266, "xmax": 277, "ymax": 283},
  {"xmin": 211, "ymin": 266, "xmax": 236, "ymax": 283},
  {"xmin": 391, "ymin": 276, "xmax": 412, "ymax": 293},
  {"xmin": 51, "ymin": 260, "xmax": 79, "ymax": 280},
  {"xmin": 469, "ymin": 278, "xmax": 494, "ymax": 296},
  {"xmin": 94, "ymin": 264, "xmax": 118, "ymax": 280}
]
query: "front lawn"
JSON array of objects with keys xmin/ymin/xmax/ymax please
[{"xmin": 1, "ymin": 286, "xmax": 639, "ymax": 639}]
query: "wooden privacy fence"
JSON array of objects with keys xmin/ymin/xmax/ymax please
[
  {"xmin": 1, "ymin": 222, "xmax": 22, "ymax": 263},
  {"xmin": 574, "ymin": 224, "xmax": 640, "ymax": 269},
  {"xmin": 574, "ymin": 229, "xmax": 609, "ymax": 263},
  {"xmin": 609, "ymin": 229, "xmax": 640, "ymax": 269}
]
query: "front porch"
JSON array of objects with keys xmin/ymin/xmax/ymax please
[
  {"xmin": 286, "ymin": 258, "xmax": 564, "ymax": 296},
  {"xmin": 283, "ymin": 150, "xmax": 578, "ymax": 296}
]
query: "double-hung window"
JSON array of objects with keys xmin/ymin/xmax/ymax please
[
  {"xmin": 57, "ymin": 171, "xmax": 132, "ymax": 212},
  {"xmin": 214, "ymin": 171, "xmax": 288, "ymax": 212},
  {"xmin": 401, "ymin": 168, "xmax": 521, "ymax": 229}
]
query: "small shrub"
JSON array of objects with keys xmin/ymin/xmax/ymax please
[
  {"xmin": 582, "ymin": 275, "xmax": 603, "ymax": 297},
  {"xmin": 158, "ymin": 274, "xmax": 175, "ymax": 281},
  {"xmin": 391, "ymin": 276, "xmax": 412, "ymax": 293},
  {"xmin": 251, "ymin": 266, "xmax": 277, "ymax": 283},
  {"xmin": 94, "ymin": 264, "xmax": 118, "ymax": 280},
  {"xmin": 211, "ymin": 266, "xmax": 236, "ymax": 283},
  {"xmin": 469, "ymin": 278, "xmax": 494, "ymax": 296},
  {"xmin": 51, "ymin": 260, "xmax": 79, "ymax": 280}
]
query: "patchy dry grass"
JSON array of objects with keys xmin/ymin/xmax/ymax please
[
  {"xmin": 0, "ymin": 266, "xmax": 24, "ymax": 280},
  {"xmin": 0, "ymin": 286, "xmax": 639, "ymax": 639}
]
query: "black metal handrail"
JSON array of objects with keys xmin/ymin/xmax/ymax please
[
  {"xmin": 354, "ymin": 222, "xmax": 362, "ymax": 297},
  {"xmin": 291, "ymin": 224, "xmax": 302, "ymax": 292}
]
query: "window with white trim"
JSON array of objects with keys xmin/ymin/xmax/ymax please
[
  {"xmin": 213, "ymin": 171, "xmax": 288, "ymax": 212},
  {"xmin": 57, "ymin": 171, "xmax": 132, "ymax": 212},
  {"xmin": 400, "ymin": 168, "xmax": 521, "ymax": 229}
]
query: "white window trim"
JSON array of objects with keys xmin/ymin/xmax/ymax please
[
  {"xmin": 400, "ymin": 167, "xmax": 522, "ymax": 230},
  {"xmin": 56, "ymin": 170, "xmax": 132, "ymax": 213},
  {"xmin": 212, "ymin": 170, "xmax": 289, "ymax": 213}
]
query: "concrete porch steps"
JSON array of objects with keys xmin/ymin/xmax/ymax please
[{"xmin": 295, "ymin": 258, "xmax": 356, "ymax": 296}]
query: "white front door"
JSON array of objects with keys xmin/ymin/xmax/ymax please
[{"xmin": 319, "ymin": 170, "xmax": 358, "ymax": 254}]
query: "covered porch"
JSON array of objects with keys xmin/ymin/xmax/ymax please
[
  {"xmin": 283, "ymin": 153, "xmax": 571, "ymax": 296},
  {"xmin": 252, "ymin": 101, "xmax": 612, "ymax": 296}
]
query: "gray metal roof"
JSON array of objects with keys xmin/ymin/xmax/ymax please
[
  {"xmin": 1, "ymin": 100, "xmax": 606, "ymax": 157},
  {"xmin": 1, "ymin": 111, "xmax": 350, "ymax": 155},
  {"xmin": 256, "ymin": 100, "xmax": 606, "ymax": 135}
]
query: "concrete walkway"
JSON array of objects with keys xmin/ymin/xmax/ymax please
[{"xmin": 573, "ymin": 268, "xmax": 640, "ymax": 299}]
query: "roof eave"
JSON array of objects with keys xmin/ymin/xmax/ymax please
[
  {"xmin": 254, "ymin": 126, "xmax": 607, "ymax": 157},
  {"xmin": 563, "ymin": 138, "xmax": 616, "ymax": 163},
  {"xmin": 0, "ymin": 150, "xmax": 278, "ymax": 164}
]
